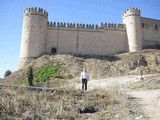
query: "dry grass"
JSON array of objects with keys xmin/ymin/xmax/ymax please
[
  {"xmin": 1, "ymin": 49, "xmax": 159, "ymax": 119},
  {"xmin": 2, "ymin": 49, "xmax": 160, "ymax": 86},
  {"xmin": 0, "ymin": 85, "xmax": 146, "ymax": 120},
  {"xmin": 129, "ymin": 75, "xmax": 160, "ymax": 89}
]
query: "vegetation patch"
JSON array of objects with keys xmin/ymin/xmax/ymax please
[
  {"xmin": 129, "ymin": 75, "xmax": 160, "ymax": 89},
  {"xmin": 0, "ymin": 87, "xmax": 145, "ymax": 120},
  {"xmin": 21, "ymin": 63, "xmax": 60, "ymax": 85},
  {"xmin": 129, "ymin": 81, "xmax": 144, "ymax": 89}
]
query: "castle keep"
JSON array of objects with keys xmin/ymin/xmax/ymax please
[{"xmin": 18, "ymin": 7, "xmax": 160, "ymax": 69}]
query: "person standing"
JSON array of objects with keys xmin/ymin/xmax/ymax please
[{"xmin": 80, "ymin": 68, "xmax": 90, "ymax": 90}]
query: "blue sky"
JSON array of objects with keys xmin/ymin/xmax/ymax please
[{"xmin": 0, "ymin": 0, "xmax": 160, "ymax": 78}]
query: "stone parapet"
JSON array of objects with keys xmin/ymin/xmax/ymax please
[
  {"xmin": 122, "ymin": 7, "xmax": 140, "ymax": 19},
  {"xmin": 47, "ymin": 21, "xmax": 125, "ymax": 30},
  {"xmin": 24, "ymin": 7, "xmax": 48, "ymax": 18}
]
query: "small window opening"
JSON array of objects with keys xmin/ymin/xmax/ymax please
[
  {"xmin": 142, "ymin": 23, "xmax": 144, "ymax": 28},
  {"xmin": 51, "ymin": 47, "xmax": 57, "ymax": 54},
  {"xmin": 155, "ymin": 25, "xmax": 158, "ymax": 30}
]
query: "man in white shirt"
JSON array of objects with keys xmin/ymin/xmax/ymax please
[{"xmin": 80, "ymin": 68, "xmax": 90, "ymax": 90}]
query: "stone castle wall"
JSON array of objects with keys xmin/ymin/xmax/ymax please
[
  {"xmin": 19, "ymin": 7, "xmax": 48, "ymax": 68},
  {"xmin": 46, "ymin": 23, "xmax": 127, "ymax": 55},
  {"xmin": 18, "ymin": 7, "xmax": 160, "ymax": 69},
  {"xmin": 141, "ymin": 17, "xmax": 160, "ymax": 48}
]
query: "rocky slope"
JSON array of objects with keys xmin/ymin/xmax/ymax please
[{"xmin": 1, "ymin": 49, "xmax": 160, "ymax": 85}]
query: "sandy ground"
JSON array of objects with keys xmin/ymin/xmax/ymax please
[{"xmin": 73, "ymin": 74, "xmax": 160, "ymax": 120}]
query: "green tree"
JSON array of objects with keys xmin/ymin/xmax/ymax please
[
  {"xmin": 4, "ymin": 70, "xmax": 12, "ymax": 78},
  {"xmin": 27, "ymin": 67, "xmax": 33, "ymax": 86}
]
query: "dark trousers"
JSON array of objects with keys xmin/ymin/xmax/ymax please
[{"xmin": 82, "ymin": 79, "xmax": 87, "ymax": 90}]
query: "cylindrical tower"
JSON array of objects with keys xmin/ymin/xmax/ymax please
[
  {"xmin": 122, "ymin": 8, "xmax": 142, "ymax": 52},
  {"xmin": 18, "ymin": 7, "xmax": 48, "ymax": 69}
]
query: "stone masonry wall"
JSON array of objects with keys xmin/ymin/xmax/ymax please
[
  {"xmin": 141, "ymin": 17, "xmax": 160, "ymax": 48},
  {"xmin": 18, "ymin": 7, "xmax": 160, "ymax": 69},
  {"xmin": 46, "ymin": 24, "xmax": 127, "ymax": 55}
]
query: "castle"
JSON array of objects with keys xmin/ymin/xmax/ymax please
[{"xmin": 18, "ymin": 7, "xmax": 160, "ymax": 69}]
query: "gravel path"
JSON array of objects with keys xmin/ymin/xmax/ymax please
[
  {"xmin": 129, "ymin": 89, "xmax": 160, "ymax": 120},
  {"xmin": 74, "ymin": 74, "xmax": 160, "ymax": 120}
]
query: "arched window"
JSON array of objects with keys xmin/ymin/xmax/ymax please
[
  {"xmin": 51, "ymin": 47, "xmax": 57, "ymax": 54},
  {"xmin": 142, "ymin": 23, "xmax": 144, "ymax": 28},
  {"xmin": 155, "ymin": 25, "xmax": 158, "ymax": 30}
]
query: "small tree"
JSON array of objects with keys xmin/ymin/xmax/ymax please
[
  {"xmin": 4, "ymin": 70, "xmax": 12, "ymax": 78},
  {"xmin": 27, "ymin": 66, "xmax": 33, "ymax": 86}
]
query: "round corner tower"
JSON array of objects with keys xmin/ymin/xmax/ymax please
[
  {"xmin": 18, "ymin": 7, "xmax": 48, "ymax": 69},
  {"xmin": 122, "ymin": 7, "xmax": 142, "ymax": 52}
]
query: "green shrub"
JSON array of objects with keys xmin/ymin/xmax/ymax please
[
  {"xmin": 21, "ymin": 63, "xmax": 60, "ymax": 85},
  {"xmin": 4, "ymin": 70, "xmax": 12, "ymax": 78}
]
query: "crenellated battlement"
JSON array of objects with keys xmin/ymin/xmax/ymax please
[
  {"xmin": 24, "ymin": 7, "xmax": 48, "ymax": 18},
  {"xmin": 122, "ymin": 7, "xmax": 142, "ymax": 52},
  {"xmin": 100, "ymin": 22, "xmax": 126, "ymax": 29},
  {"xmin": 21, "ymin": 7, "xmax": 156, "ymax": 69},
  {"xmin": 122, "ymin": 7, "xmax": 140, "ymax": 19},
  {"xmin": 47, "ymin": 21, "xmax": 125, "ymax": 30}
]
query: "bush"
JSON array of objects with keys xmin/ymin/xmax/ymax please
[
  {"xmin": 4, "ymin": 70, "xmax": 12, "ymax": 78},
  {"xmin": 21, "ymin": 63, "xmax": 60, "ymax": 85},
  {"xmin": 27, "ymin": 66, "xmax": 33, "ymax": 86}
]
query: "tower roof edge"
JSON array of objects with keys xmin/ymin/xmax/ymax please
[
  {"xmin": 24, "ymin": 7, "xmax": 48, "ymax": 18},
  {"xmin": 122, "ymin": 7, "xmax": 141, "ymax": 18}
]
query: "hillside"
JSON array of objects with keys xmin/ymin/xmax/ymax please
[
  {"xmin": 1, "ymin": 49, "xmax": 160, "ymax": 86},
  {"xmin": 1, "ymin": 49, "xmax": 160, "ymax": 119}
]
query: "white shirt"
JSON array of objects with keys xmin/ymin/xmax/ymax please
[{"xmin": 81, "ymin": 71, "xmax": 89, "ymax": 79}]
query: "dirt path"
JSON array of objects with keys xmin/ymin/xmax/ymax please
[
  {"xmin": 129, "ymin": 90, "xmax": 160, "ymax": 120},
  {"xmin": 73, "ymin": 74, "xmax": 160, "ymax": 120}
]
